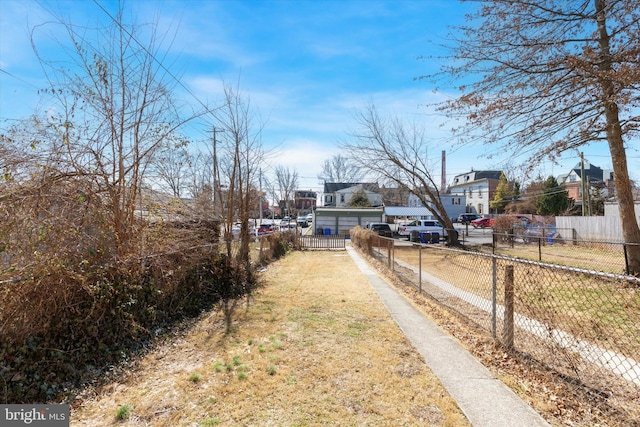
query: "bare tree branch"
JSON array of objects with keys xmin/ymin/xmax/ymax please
[
  {"xmin": 317, "ymin": 154, "xmax": 363, "ymax": 184},
  {"xmin": 425, "ymin": 0, "xmax": 640, "ymax": 271},
  {"xmin": 342, "ymin": 104, "xmax": 458, "ymax": 243}
]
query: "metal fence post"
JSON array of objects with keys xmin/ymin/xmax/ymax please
[
  {"xmin": 538, "ymin": 237, "xmax": 542, "ymax": 262},
  {"xmin": 491, "ymin": 257, "xmax": 497, "ymax": 338},
  {"xmin": 503, "ymin": 265, "xmax": 515, "ymax": 349},
  {"xmin": 419, "ymin": 244, "xmax": 422, "ymax": 293}
]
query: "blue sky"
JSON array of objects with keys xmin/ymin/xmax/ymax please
[{"xmin": 0, "ymin": 0, "xmax": 629, "ymax": 192}]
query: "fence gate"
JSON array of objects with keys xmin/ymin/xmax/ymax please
[{"xmin": 298, "ymin": 234, "xmax": 346, "ymax": 250}]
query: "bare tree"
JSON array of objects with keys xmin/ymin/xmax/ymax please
[
  {"xmin": 151, "ymin": 136, "xmax": 191, "ymax": 198},
  {"xmin": 317, "ymin": 154, "xmax": 363, "ymax": 184},
  {"xmin": 343, "ymin": 104, "xmax": 458, "ymax": 244},
  {"xmin": 186, "ymin": 149, "xmax": 214, "ymax": 215},
  {"xmin": 274, "ymin": 165, "xmax": 299, "ymax": 217},
  {"xmin": 27, "ymin": 6, "xmax": 195, "ymax": 258},
  {"xmin": 426, "ymin": 0, "xmax": 640, "ymax": 273},
  {"xmin": 210, "ymin": 82, "xmax": 264, "ymax": 331},
  {"xmin": 213, "ymin": 82, "xmax": 264, "ymax": 258}
]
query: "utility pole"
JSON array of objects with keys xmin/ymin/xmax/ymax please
[
  {"xmin": 580, "ymin": 152, "xmax": 586, "ymax": 216},
  {"xmin": 213, "ymin": 127, "xmax": 225, "ymax": 219},
  {"xmin": 259, "ymin": 168, "xmax": 263, "ymax": 224},
  {"xmin": 441, "ymin": 150, "xmax": 446, "ymax": 193}
]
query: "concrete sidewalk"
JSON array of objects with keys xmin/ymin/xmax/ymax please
[{"xmin": 346, "ymin": 245, "xmax": 551, "ymax": 427}]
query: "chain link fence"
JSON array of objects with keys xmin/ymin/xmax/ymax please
[
  {"xmin": 484, "ymin": 228, "xmax": 636, "ymax": 275},
  {"xmin": 368, "ymin": 236, "xmax": 640, "ymax": 426}
]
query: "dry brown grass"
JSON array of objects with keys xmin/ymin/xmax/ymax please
[
  {"xmin": 495, "ymin": 243, "xmax": 627, "ymax": 274},
  {"xmin": 369, "ymin": 243, "xmax": 640, "ymax": 426},
  {"xmin": 70, "ymin": 250, "xmax": 469, "ymax": 426}
]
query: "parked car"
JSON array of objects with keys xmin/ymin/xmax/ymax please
[
  {"xmin": 296, "ymin": 216, "xmax": 309, "ymax": 227},
  {"xmin": 280, "ymin": 219, "xmax": 292, "ymax": 227},
  {"xmin": 457, "ymin": 213, "xmax": 481, "ymax": 224},
  {"xmin": 398, "ymin": 219, "xmax": 447, "ymax": 239},
  {"xmin": 284, "ymin": 223, "xmax": 297, "ymax": 232},
  {"xmin": 367, "ymin": 222, "xmax": 393, "ymax": 237},
  {"xmin": 257, "ymin": 223, "xmax": 274, "ymax": 234},
  {"xmin": 470, "ymin": 217, "xmax": 494, "ymax": 228},
  {"xmin": 306, "ymin": 213, "xmax": 313, "ymax": 223},
  {"xmin": 522, "ymin": 223, "xmax": 557, "ymax": 243}
]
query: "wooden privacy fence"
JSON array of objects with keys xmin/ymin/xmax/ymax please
[{"xmin": 298, "ymin": 234, "xmax": 347, "ymax": 250}]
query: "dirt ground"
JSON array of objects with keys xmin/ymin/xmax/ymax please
[{"xmin": 70, "ymin": 250, "xmax": 470, "ymax": 426}]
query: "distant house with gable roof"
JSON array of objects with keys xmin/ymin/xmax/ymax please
[
  {"xmin": 322, "ymin": 182, "xmax": 383, "ymax": 207},
  {"xmin": 449, "ymin": 170, "xmax": 504, "ymax": 215},
  {"xmin": 557, "ymin": 160, "xmax": 614, "ymax": 210}
]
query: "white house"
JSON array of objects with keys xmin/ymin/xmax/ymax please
[
  {"xmin": 323, "ymin": 182, "xmax": 382, "ymax": 207},
  {"xmin": 449, "ymin": 170, "xmax": 503, "ymax": 215},
  {"xmin": 406, "ymin": 192, "xmax": 466, "ymax": 221}
]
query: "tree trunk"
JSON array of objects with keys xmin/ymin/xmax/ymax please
[
  {"xmin": 607, "ymin": 124, "xmax": 640, "ymax": 275},
  {"xmin": 595, "ymin": 0, "xmax": 640, "ymax": 275},
  {"xmin": 447, "ymin": 228, "xmax": 459, "ymax": 246}
]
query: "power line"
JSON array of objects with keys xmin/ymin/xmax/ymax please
[
  {"xmin": 90, "ymin": 0, "xmax": 218, "ymax": 120},
  {"xmin": 0, "ymin": 68, "xmax": 41, "ymax": 90}
]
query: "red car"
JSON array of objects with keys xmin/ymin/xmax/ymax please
[
  {"xmin": 257, "ymin": 224, "xmax": 275, "ymax": 234},
  {"xmin": 470, "ymin": 217, "xmax": 494, "ymax": 229}
]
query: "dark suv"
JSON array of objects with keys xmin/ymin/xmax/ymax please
[
  {"xmin": 368, "ymin": 223, "xmax": 393, "ymax": 237},
  {"xmin": 457, "ymin": 213, "xmax": 481, "ymax": 225}
]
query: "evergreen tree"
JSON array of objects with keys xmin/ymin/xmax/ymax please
[
  {"xmin": 536, "ymin": 176, "xmax": 570, "ymax": 216},
  {"xmin": 348, "ymin": 189, "xmax": 372, "ymax": 207},
  {"xmin": 589, "ymin": 187, "xmax": 606, "ymax": 216}
]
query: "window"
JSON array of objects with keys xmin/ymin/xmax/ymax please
[
  {"xmin": 569, "ymin": 175, "xmax": 576, "ymax": 182},
  {"xmin": 478, "ymin": 204, "xmax": 483, "ymax": 214},
  {"xmin": 478, "ymin": 188, "xmax": 482, "ymax": 197}
]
